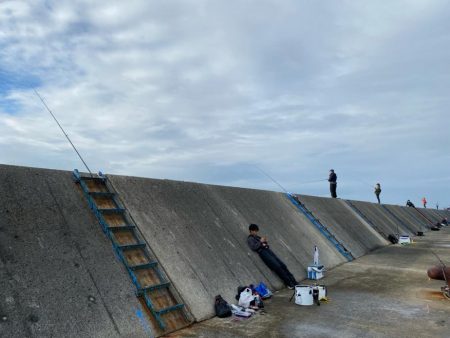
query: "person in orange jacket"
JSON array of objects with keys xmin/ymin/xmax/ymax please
[{"xmin": 422, "ymin": 197, "xmax": 427, "ymax": 208}]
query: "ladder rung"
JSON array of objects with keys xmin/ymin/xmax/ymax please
[
  {"xmin": 108, "ymin": 225, "xmax": 136, "ymax": 232},
  {"xmin": 142, "ymin": 282, "xmax": 170, "ymax": 292},
  {"xmin": 156, "ymin": 303, "xmax": 185, "ymax": 315},
  {"xmin": 130, "ymin": 262, "xmax": 158, "ymax": 271},
  {"xmin": 98, "ymin": 208, "xmax": 125, "ymax": 214},
  {"xmin": 118, "ymin": 243, "xmax": 146, "ymax": 251},
  {"xmin": 89, "ymin": 192, "xmax": 115, "ymax": 198},
  {"xmin": 81, "ymin": 176, "xmax": 106, "ymax": 181}
]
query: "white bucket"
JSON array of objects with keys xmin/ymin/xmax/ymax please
[
  {"xmin": 317, "ymin": 285, "xmax": 327, "ymax": 300},
  {"xmin": 399, "ymin": 235, "xmax": 411, "ymax": 244},
  {"xmin": 295, "ymin": 285, "xmax": 314, "ymax": 306}
]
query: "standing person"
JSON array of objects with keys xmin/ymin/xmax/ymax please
[
  {"xmin": 422, "ymin": 197, "xmax": 427, "ymax": 208},
  {"xmin": 374, "ymin": 183, "xmax": 382, "ymax": 204},
  {"xmin": 436, "ymin": 202, "xmax": 439, "ymax": 210},
  {"xmin": 328, "ymin": 169, "xmax": 337, "ymax": 198},
  {"xmin": 247, "ymin": 224, "xmax": 297, "ymax": 289}
]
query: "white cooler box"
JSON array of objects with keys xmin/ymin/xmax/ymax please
[
  {"xmin": 307, "ymin": 265, "xmax": 324, "ymax": 280},
  {"xmin": 295, "ymin": 285, "xmax": 327, "ymax": 306},
  {"xmin": 399, "ymin": 235, "xmax": 411, "ymax": 245}
]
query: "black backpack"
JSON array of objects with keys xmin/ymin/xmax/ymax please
[
  {"xmin": 388, "ymin": 234, "xmax": 398, "ymax": 244},
  {"xmin": 214, "ymin": 295, "xmax": 232, "ymax": 318}
]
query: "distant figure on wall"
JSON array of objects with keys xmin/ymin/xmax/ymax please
[
  {"xmin": 406, "ymin": 200, "xmax": 415, "ymax": 207},
  {"xmin": 422, "ymin": 197, "xmax": 427, "ymax": 208},
  {"xmin": 328, "ymin": 169, "xmax": 337, "ymax": 198},
  {"xmin": 374, "ymin": 183, "xmax": 382, "ymax": 204},
  {"xmin": 436, "ymin": 202, "xmax": 439, "ymax": 210}
]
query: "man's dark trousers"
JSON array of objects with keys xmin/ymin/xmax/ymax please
[
  {"xmin": 259, "ymin": 248, "xmax": 296, "ymax": 287},
  {"xmin": 330, "ymin": 183, "xmax": 337, "ymax": 198}
]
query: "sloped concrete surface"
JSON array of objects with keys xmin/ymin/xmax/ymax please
[
  {"xmin": 345, "ymin": 200, "xmax": 412, "ymax": 237},
  {"xmin": 382, "ymin": 205, "xmax": 426, "ymax": 234},
  {"xmin": 2, "ymin": 164, "xmax": 439, "ymax": 337},
  {"xmin": 173, "ymin": 228, "xmax": 450, "ymax": 338},
  {"xmin": 418, "ymin": 208, "xmax": 446, "ymax": 224},
  {"xmin": 295, "ymin": 195, "xmax": 387, "ymax": 258},
  {"xmin": 0, "ymin": 165, "xmax": 151, "ymax": 338},
  {"xmin": 109, "ymin": 176, "xmax": 348, "ymax": 321}
]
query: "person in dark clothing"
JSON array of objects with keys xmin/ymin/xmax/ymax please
[
  {"xmin": 406, "ymin": 200, "xmax": 415, "ymax": 207},
  {"xmin": 247, "ymin": 224, "xmax": 297, "ymax": 289},
  {"xmin": 374, "ymin": 183, "xmax": 381, "ymax": 204},
  {"xmin": 328, "ymin": 169, "xmax": 337, "ymax": 198}
]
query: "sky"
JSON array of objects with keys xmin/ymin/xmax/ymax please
[{"xmin": 0, "ymin": 1, "xmax": 449, "ymax": 207}]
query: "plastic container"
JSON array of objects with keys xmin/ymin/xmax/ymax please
[{"xmin": 295, "ymin": 285, "xmax": 314, "ymax": 306}]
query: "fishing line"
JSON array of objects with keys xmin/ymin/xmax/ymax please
[
  {"xmin": 253, "ymin": 165, "xmax": 288, "ymax": 193},
  {"xmin": 430, "ymin": 249, "xmax": 448, "ymax": 285},
  {"xmin": 430, "ymin": 250, "xmax": 446, "ymax": 268},
  {"xmin": 33, "ymin": 89, "xmax": 93, "ymax": 177},
  {"xmin": 298, "ymin": 178, "xmax": 328, "ymax": 185},
  {"xmin": 354, "ymin": 178, "xmax": 375, "ymax": 188}
]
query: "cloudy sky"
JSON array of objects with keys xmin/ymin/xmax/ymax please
[{"xmin": 1, "ymin": 0, "xmax": 449, "ymax": 207}]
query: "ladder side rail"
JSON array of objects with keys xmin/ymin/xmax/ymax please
[
  {"xmin": 286, "ymin": 194, "xmax": 354, "ymax": 261},
  {"xmin": 104, "ymin": 175, "xmax": 193, "ymax": 324}
]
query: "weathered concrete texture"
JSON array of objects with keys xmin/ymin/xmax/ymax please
[
  {"xmin": 345, "ymin": 200, "xmax": 412, "ymax": 237},
  {"xmin": 381, "ymin": 205, "xmax": 427, "ymax": 234},
  {"xmin": 0, "ymin": 165, "xmax": 152, "ymax": 338},
  {"xmin": 436, "ymin": 210, "xmax": 450, "ymax": 219},
  {"xmin": 419, "ymin": 208, "xmax": 446, "ymax": 224},
  {"xmin": 295, "ymin": 195, "xmax": 387, "ymax": 258},
  {"xmin": 402, "ymin": 206, "xmax": 435, "ymax": 228},
  {"xmin": 407, "ymin": 207, "xmax": 437, "ymax": 227},
  {"xmin": 109, "ymin": 176, "xmax": 347, "ymax": 321},
  {"xmin": 173, "ymin": 227, "xmax": 450, "ymax": 338}
]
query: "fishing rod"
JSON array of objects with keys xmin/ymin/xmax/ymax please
[
  {"xmin": 354, "ymin": 178, "xmax": 375, "ymax": 188},
  {"xmin": 34, "ymin": 89, "xmax": 93, "ymax": 177},
  {"xmin": 254, "ymin": 165, "xmax": 329, "ymax": 193},
  {"xmin": 298, "ymin": 178, "xmax": 328, "ymax": 185},
  {"xmin": 431, "ymin": 250, "xmax": 447, "ymax": 268},
  {"xmin": 254, "ymin": 165, "xmax": 288, "ymax": 193},
  {"xmin": 430, "ymin": 249, "xmax": 448, "ymax": 285}
]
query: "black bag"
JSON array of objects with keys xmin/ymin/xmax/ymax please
[
  {"xmin": 214, "ymin": 295, "xmax": 232, "ymax": 318},
  {"xmin": 388, "ymin": 234, "xmax": 398, "ymax": 244}
]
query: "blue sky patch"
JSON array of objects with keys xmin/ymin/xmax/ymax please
[{"xmin": 0, "ymin": 68, "xmax": 41, "ymax": 114}]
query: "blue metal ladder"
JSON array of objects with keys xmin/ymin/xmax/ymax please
[
  {"xmin": 73, "ymin": 169, "xmax": 190, "ymax": 334},
  {"xmin": 286, "ymin": 193, "xmax": 354, "ymax": 262}
]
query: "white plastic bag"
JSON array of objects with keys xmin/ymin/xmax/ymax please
[{"xmin": 238, "ymin": 288, "xmax": 255, "ymax": 308}]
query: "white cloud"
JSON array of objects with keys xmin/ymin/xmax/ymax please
[{"xmin": 0, "ymin": 0, "xmax": 449, "ymax": 207}]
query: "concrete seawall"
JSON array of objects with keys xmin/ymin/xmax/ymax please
[
  {"xmin": 109, "ymin": 176, "xmax": 348, "ymax": 321},
  {"xmin": 295, "ymin": 195, "xmax": 387, "ymax": 258},
  {"xmin": 382, "ymin": 204, "xmax": 428, "ymax": 233},
  {"xmin": 0, "ymin": 165, "xmax": 151, "ymax": 338},
  {"xmin": 0, "ymin": 164, "xmax": 440, "ymax": 336},
  {"xmin": 345, "ymin": 200, "xmax": 412, "ymax": 237}
]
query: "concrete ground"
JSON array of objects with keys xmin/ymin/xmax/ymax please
[{"xmin": 169, "ymin": 228, "xmax": 450, "ymax": 338}]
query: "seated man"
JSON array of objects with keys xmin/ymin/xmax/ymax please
[
  {"xmin": 406, "ymin": 200, "xmax": 415, "ymax": 207},
  {"xmin": 247, "ymin": 223, "xmax": 297, "ymax": 289}
]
